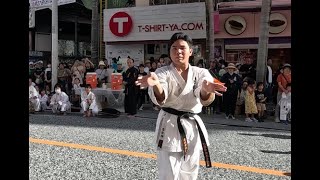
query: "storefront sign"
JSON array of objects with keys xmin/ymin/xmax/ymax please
[
  {"xmin": 104, "ymin": 2, "xmax": 206, "ymax": 42},
  {"xmin": 109, "ymin": 12, "xmax": 133, "ymax": 37},
  {"xmin": 137, "ymin": 22, "xmax": 204, "ymax": 32},
  {"xmin": 29, "ymin": 0, "xmax": 76, "ymax": 10},
  {"xmin": 29, "ymin": 51, "xmax": 44, "ymax": 57}
]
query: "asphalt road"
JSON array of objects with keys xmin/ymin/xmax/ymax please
[{"xmin": 29, "ymin": 111, "xmax": 291, "ymax": 180}]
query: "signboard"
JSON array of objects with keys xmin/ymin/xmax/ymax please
[
  {"xmin": 106, "ymin": 44, "xmax": 144, "ymax": 68},
  {"xmin": 29, "ymin": 0, "xmax": 76, "ymax": 10},
  {"xmin": 109, "ymin": 12, "xmax": 133, "ymax": 37},
  {"xmin": 104, "ymin": 2, "xmax": 206, "ymax": 42},
  {"xmin": 29, "ymin": 7, "xmax": 35, "ymax": 28}
]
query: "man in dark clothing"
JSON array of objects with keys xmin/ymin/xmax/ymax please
[
  {"xmin": 123, "ymin": 58, "xmax": 139, "ymax": 117},
  {"xmin": 208, "ymin": 60, "xmax": 222, "ymax": 114},
  {"xmin": 239, "ymin": 57, "xmax": 256, "ymax": 80},
  {"xmin": 221, "ymin": 63, "xmax": 242, "ymax": 119}
]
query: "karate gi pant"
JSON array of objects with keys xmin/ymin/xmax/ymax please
[
  {"xmin": 81, "ymin": 101, "xmax": 99, "ymax": 115},
  {"xmin": 157, "ymin": 148, "xmax": 200, "ymax": 180},
  {"xmin": 52, "ymin": 103, "xmax": 70, "ymax": 113},
  {"xmin": 40, "ymin": 101, "xmax": 47, "ymax": 111},
  {"xmin": 29, "ymin": 98, "xmax": 40, "ymax": 112}
]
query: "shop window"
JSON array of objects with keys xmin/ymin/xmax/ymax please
[
  {"xmin": 225, "ymin": 49, "xmax": 257, "ymax": 64},
  {"xmin": 192, "ymin": 44, "xmax": 202, "ymax": 58},
  {"xmin": 58, "ymin": 40, "xmax": 75, "ymax": 57},
  {"xmin": 147, "ymin": 44, "xmax": 155, "ymax": 54}
]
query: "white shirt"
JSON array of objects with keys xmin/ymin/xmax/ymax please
[
  {"xmin": 267, "ymin": 65, "xmax": 273, "ymax": 84},
  {"xmin": 29, "ymin": 85, "xmax": 39, "ymax": 99},
  {"xmin": 144, "ymin": 67, "xmax": 150, "ymax": 74},
  {"xmin": 39, "ymin": 94, "xmax": 48, "ymax": 103},
  {"xmin": 50, "ymin": 92, "xmax": 70, "ymax": 105}
]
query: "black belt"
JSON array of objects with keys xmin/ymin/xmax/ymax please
[{"xmin": 160, "ymin": 107, "xmax": 212, "ymax": 168}]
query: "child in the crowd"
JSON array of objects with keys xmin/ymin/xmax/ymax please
[
  {"xmin": 255, "ymin": 82, "xmax": 267, "ymax": 122},
  {"xmin": 244, "ymin": 80, "xmax": 258, "ymax": 122},
  {"xmin": 50, "ymin": 84, "xmax": 71, "ymax": 115},
  {"xmin": 81, "ymin": 84, "xmax": 99, "ymax": 117},
  {"xmin": 236, "ymin": 80, "xmax": 248, "ymax": 115},
  {"xmin": 38, "ymin": 89, "xmax": 48, "ymax": 111},
  {"xmin": 137, "ymin": 64, "xmax": 147, "ymax": 110},
  {"xmin": 72, "ymin": 77, "xmax": 82, "ymax": 89},
  {"xmin": 278, "ymin": 83, "xmax": 291, "ymax": 124}
]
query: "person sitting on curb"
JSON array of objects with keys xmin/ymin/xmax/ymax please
[
  {"xmin": 50, "ymin": 84, "xmax": 71, "ymax": 115},
  {"xmin": 29, "ymin": 78, "xmax": 40, "ymax": 113},
  {"xmin": 81, "ymin": 84, "xmax": 99, "ymax": 117}
]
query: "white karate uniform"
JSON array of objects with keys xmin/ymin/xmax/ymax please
[
  {"xmin": 50, "ymin": 92, "xmax": 71, "ymax": 113},
  {"xmin": 149, "ymin": 63, "xmax": 215, "ymax": 180},
  {"xmin": 80, "ymin": 91, "xmax": 99, "ymax": 115},
  {"xmin": 29, "ymin": 85, "xmax": 40, "ymax": 111},
  {"xmin": 279, "ymin": 92, "xmax": 291, "ymax": 121},
  {"xmin": 39, "ymin": 94, "xmax": 48, "ymax": 111}
]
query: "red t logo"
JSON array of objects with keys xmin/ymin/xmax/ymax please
[{"xmin": 109, "ymin": 12, "xmax": 133, "ymax": 37}]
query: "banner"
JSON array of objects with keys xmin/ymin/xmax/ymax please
[{"xmin": 29, "ymin": 0, "xmax": 76, "ymax": 10}]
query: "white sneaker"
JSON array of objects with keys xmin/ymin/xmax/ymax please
[
  {"xmin": 230, "ymin": 115, "xmax": 236, "ymax": 120},
  {"xmin": 251, "ymin": 117, "xmax": 258, "ymax": 122},
  {"xmin": 139, "ymin": 105, "xmax": 143, "ymax": 110},
  {"xmin": 225, "ymin": 115, "xmax": 229, "ymax": 119},
  {"xmin": 245, "ymin": 118, "xmax": 252, "ymax": 122}
]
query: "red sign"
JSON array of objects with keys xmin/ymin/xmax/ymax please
[
  {"xmin": 214, "ymin": 12, "xmax": 220, "ymax": 33},
  {"xmin": 109, "ymin": 12, "xmax": 133, "ymax": 37}
]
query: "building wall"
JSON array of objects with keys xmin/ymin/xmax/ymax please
[
  {"xmin": 103, "ymin": 2, "xmax": 207, "ymax": 42},
  {"xmin": 215, "ymin": 10, "xmax": 291, "ymax": 39}
]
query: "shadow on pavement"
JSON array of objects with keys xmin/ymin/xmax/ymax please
[
  {"xmin": 238, "ymin": 133, "xmax": 291, "ymax": 139},
  {"xmin": 259, "ymin": 150, "xmax": 291, "ymax": 154}
]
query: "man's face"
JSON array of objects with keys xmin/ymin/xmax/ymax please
[
  {"xmin": 117, "ymin": 64, "xmax": 122, "ymax": 70},
  {"xmin": 127, "ymin": 59, "xmax": 134, "ymax": 68},
  {"xmin": 170, "ymin": 39, "xmax": 193, "ymax": 65},
  {"xmin": 85, "ymin": 87, "xmax": 91, "ymax": 93},
  {"xmin": 283, "ymin": 67, "xmax": 291, "ymax": 74}
]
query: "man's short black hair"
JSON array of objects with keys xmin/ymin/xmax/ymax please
[
  {"xmin": 85, "ymin": 84, "xmax": 92, "ymax": 89},
  {"xmin": 169, "ymin": 32, "xmax": 193, "ymax": 49},
  {"xmin": 54, "ymin": 83, "xmax": 62, "ymax": 89}
]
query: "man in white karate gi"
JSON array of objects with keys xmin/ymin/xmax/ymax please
[
  {"xmin": 29, "ymin": 78, "xmax": 40, "ymax": 113},
  {"xmin": 136, "ymin": 32, "xmax": 227, "ymax": 180},
  {"xmin": 81, "ymin": 84, "xmax": 99, "ymax": 117},
  {"xmin": 50, "ymin": 84, "xmax": 71, "ymax": 115}
]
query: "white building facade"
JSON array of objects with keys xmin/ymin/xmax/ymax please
[{"xmin": 103, "ymin": 1, "xmax": 207, "ymax": 65}]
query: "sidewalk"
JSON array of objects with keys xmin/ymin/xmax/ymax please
[
  {"xmin": 135, "ymin": 104, "xmax": 291, "ymax": 131},
  {"xmin": 37, "ymin": 104, "xmax": 291, "ymax": 132}
]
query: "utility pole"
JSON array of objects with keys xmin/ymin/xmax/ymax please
[
  {"xmin": 207, "ymin": 0, "xmax": 215, "ymax": 64},
  {"xmin": 256, "ymin": 0, "xmax": 272, "ymax": 83},
  {"xmin": 51, "ymin": 0, "xmax": 59, "ymax": 90},
  {"xmin": 91, "ymin": 0, "xmax": 99, "ymax": 65}
]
